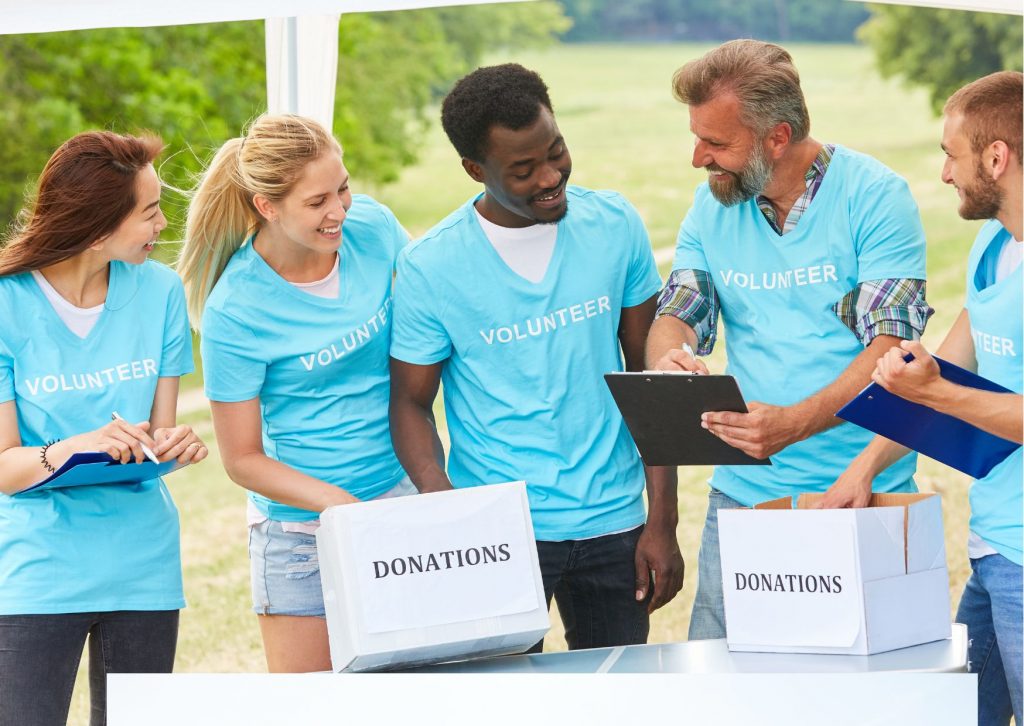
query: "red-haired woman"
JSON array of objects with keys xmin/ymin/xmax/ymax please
[{"xmin": 0, "ymin": 131, "xmax": 207, "ymax": 726}]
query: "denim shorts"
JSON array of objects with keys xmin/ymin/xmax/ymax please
[
  {"xmin": 249, "ymin": 520, "xmax": 327, "ymax": 617},
  {"xmin": 248, "ymin": 477, "xmax": 416, "ymax": 617}
]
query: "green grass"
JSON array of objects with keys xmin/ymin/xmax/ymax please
[{"xmin": 67, "ymin": 41, "xmax": 981, "ymax": 723}]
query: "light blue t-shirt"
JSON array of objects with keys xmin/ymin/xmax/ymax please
[
  {"xmin": 201, "ymin": 195, "xmax": 407, "ymax": 521},
  {"xmin": 965, "ymin": 220, "xmax": 1022, "ymax": 566},
  {"xmin": 0, "ymin": 260, "xmax": 193, "ymax": 615},
  {"xmin": 391, "ymin": 186, "xmax": 662, "ymax": 540},
  {"xmin": 673, "ymin": 145, "xmax": 924, "ymax": 506}
]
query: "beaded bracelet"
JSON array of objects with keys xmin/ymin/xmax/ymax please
[{"xmin": 40, "ymin": 439, "xmax": 61, "ymax": 473}]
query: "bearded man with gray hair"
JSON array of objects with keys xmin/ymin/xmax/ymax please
[{"xmin": 645, "ymin": 40, "xmax": 933, "ymax": 640}]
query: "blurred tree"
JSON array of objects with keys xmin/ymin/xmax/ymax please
[
  {"xmin": 860, "ymin": 5, "xmax": 1023, "ymax": 113},
  {"xmin": 0, "ymin": 23, "xmax": 265, "ymax": 237},
  {"xmin": 0, "ymin": 3, "xmax": 569, "ymax": 238},
  {"xmin": 334, "ymin": 3, "xmax": 570, "ymax": 184}
]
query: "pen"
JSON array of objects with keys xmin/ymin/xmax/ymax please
[
  {"xmin": 681, "ymin": 342, "xmax": 696, "ymax": 358},
  {"xmin": 110, "ymin": 411, "xmax": 160, "ymax": 465}
]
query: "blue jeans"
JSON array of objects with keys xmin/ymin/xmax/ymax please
[
  {"xmin": 688, "ymin": 488, "xmax": 744, "ymax": 641},
  {"xmin": 530, "ymin": 525, "xmax": 649, "ymax": 652},
  {"xmin": 0, "ymin": 610, "xmax": 178, "ymax": 726},
  {"xmin": 956, "ymin": 553, "xmax": 1022, "ymax": 726}
]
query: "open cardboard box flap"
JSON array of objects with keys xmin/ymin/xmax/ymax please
[
  {"xmin": 751, "ymin": 492, "xmax": 946, "ymax": 575},
  {"xmin": 751, "ymin": 492, "xmax": 935, "ymax": 510}
]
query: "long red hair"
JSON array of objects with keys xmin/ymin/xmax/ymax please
[{"xmin": 0, "ymin": 131, "xmax": 164, "ymax": 277}]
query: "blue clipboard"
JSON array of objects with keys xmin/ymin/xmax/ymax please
[
  {"xmin": 17, "ymin": 451, "xmax": 183, "ymax": 496},
  {"xmin": 836, "ymin": 355, "xmax": 1021, "ymax": 479}
]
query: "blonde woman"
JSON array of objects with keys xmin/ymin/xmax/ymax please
[
  {"xmin": 0, "ymin": 131, "xmax": 206, "ymax": 726},
  {"xmin": 179, "ymin": 114, "xmax": 412, "ymax": 673}
]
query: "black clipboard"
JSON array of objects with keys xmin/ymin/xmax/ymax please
[{"xmin": 605, "ymin": 372, "xmax": 771, "ymax": 466}]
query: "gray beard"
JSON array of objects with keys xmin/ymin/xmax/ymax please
[{"xmin": 708, "ymin": 145, "xmax": 773, "ymax": 207}]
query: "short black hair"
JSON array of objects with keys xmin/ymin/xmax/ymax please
[{"xmin": 441, "ymin": 63, "xmax": 554, "ymax": 162}]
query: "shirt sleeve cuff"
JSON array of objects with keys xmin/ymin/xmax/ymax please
[
  {"xmin": 654, "ymin": 269, "xmax": 719, "ymax": 355},
  {"xmin": 832, "ymin": 278, "xmax": 934, "ymax": 346}
]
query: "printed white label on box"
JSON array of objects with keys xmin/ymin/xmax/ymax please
[
  {"xmin": 348, "ymin": 485, "xmax": 541, "ymax": 633},
  {"xmin": 719, "ymin": 510, "xmax": 863, "ymax": 648}
]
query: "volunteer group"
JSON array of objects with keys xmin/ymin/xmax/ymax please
[{"xmin": 0, "ymin": 39, "xmax": 1019, "ymax": 726}]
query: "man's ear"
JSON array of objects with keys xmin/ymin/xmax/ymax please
[
  {"xmin": 984, "ymin": 140, "xmax": 1012, "ymax": 182},
  {"xmin": 763, "ymin": 122, "xmax": 792, "ymax": 161},
  {"xmin": 462, "ymin": 157, "xmax": 485, "ymax": 184},
  {"xmin": 252, "ymin": 194, "xmax": 277, "ymax": 223}
]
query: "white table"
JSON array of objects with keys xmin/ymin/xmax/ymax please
[
  {"xmin": 103, "ymin": 626, "xmax": 972, "ymax": 725},
  {"xmin": 409, "ymin": 623, "xmax": 967, "ymax": 674}
]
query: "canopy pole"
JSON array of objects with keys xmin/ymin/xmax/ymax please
[
  {"xmin": 265, "ymin": 14, "xmax": 341, "ymax": 131},
  {"xmin": 287, "ymin": 17, "xmax": 299, "ymax": 114}
]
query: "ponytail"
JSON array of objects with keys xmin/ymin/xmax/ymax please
[{"xmin": 177, "ymin": 138, "xmax": 257, "ymax": 327}]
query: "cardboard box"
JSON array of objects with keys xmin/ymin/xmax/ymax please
[
  {"xmin": 718, "ymin": 492, "xmax": 951, "ymax": 655},
  {"xmin": 317, "ymin": 481, "xmax": 550, "ymax": 671}
]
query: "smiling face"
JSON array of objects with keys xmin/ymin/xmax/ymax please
[
  {"xmin": 92, "ymin": 163, "xmax": 166, "ymax": 264},
  {"xmin": 688, "ymin": 92, "xmax": 773, "ymax": 206},
  {"xmin": 258, "ymin": 151, "xmax": 352, "ymax": 256},
  {"xmin": 466, "ymin": 105, "xmax": 572, "ymax": 228},
  {"xmin": 941, "ymin": 112, "xmax": 1003, "ymax": 221}
]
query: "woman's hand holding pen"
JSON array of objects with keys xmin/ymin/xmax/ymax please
[
  {"xmin": 71, "ymin": 418, "xmax": 159, "ymax": 465},
  {"xmin": 152, "ymin": 424, "xmax": 209, "ymax": 465},
  {"xmin": 61, "ymin": 418, "xmax": 208, "ymax": 466}
]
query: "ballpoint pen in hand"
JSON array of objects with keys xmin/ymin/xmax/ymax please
[
  {"xmin": 679, "ymin": 341, "xmax": 709, "ymax": 375},
  {"xmin": 110, "ymin": 411, "xmax": 160, "ymax": 465}
]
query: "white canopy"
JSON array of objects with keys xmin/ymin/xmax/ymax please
[
  {"xmin": 0, "ymin": 1, "xmax": 521, "ymax": 35},
  {"xmin": 848, "ymin": 0, "xmax": 1022, "ymax": 14},
  {"xmin": 0, "ymin": 0, "xmax": 526, "ymax": 131}
]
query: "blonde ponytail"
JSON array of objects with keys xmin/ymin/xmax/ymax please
[
  {"xmin": 178, "ymin": 138, "xmax": 254, "ymax": 327},
  {"xmin": 178, "ymin": 114, "xmax": 342, "ymax": 328}
]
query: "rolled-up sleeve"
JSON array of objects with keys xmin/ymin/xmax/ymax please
[
  {"xmin": 832, "ymin": 277, "xmax": 933, "ymax": 346},
  {"xmin": 655, "ymin": 268, "xmax": 719, "ymax": 355}
]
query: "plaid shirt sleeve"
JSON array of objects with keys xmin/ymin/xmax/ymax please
[
  {"xmin": 654, "ymin": 268, "xmax": 719, "ymax": 355},
  {"xmin": 832, "ymin": 278, "xmax": 933, "ymax": 346}
]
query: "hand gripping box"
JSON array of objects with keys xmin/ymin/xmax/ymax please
[
  {"xmin": 316, "ymin": 481, "xmax": 550, "ymax": 672},
  {"xmin": 718, "ymin": 492, "xmax": 951, "ymax": 655}
]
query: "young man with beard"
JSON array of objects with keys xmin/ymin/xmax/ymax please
[
  {"xmin": 822, "ymin": 71, "xmax": 1022, "ymax": 726},
  {"xmin": 645, "ymin": 40, "xmax": 933, "ymax": 640},
  {"xmin": 389, "ymin": 64, "xmax": 684, "ymax": 651}
]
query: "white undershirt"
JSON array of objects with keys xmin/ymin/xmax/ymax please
[
  {"xmin": 995, "ymin": 235, "xmax": 1023, "ymax": 282},
  {"xmin": 289, "ymin": 254, "xmax": 340, "ymax": 299},
  {"xmin": 474, "ymin": 208, "xmax": 557, "ymax": 284},
  {"xmin": 31, "ymin": 270, "xmax": 103, "ymax": 339},
  {"xmin": 967, "ymin": 235, "xmax": 1021, "ymax": 561}
]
